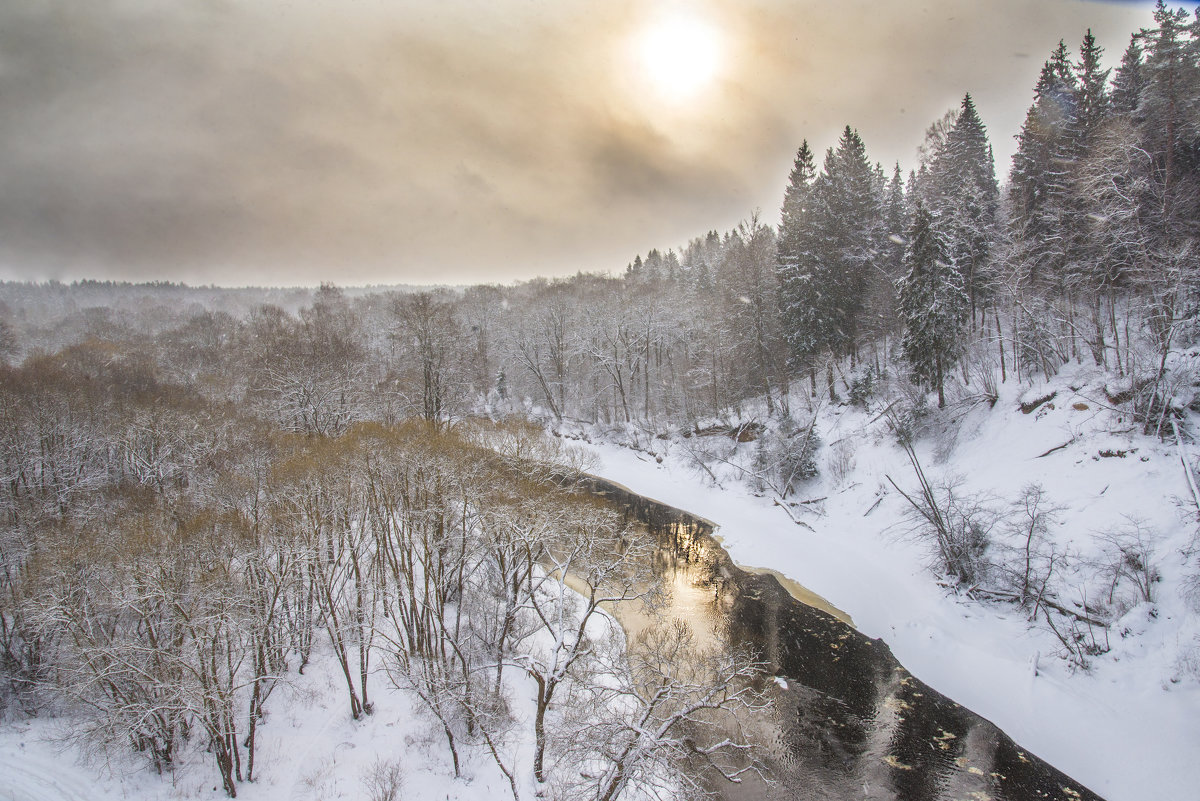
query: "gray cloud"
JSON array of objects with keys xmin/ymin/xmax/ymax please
[{"xmin": 0, "ymin": 0, "xmax": 1159, "ymax": 286}]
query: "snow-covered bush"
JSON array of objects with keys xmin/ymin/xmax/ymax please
[
  {"xmin": 1184, "ymin": 563, "xmax": 1200, "ymax": 614},
  {"xmin": 885, "ymin": 387, "xmax": 931, "ymax": 446},
  {"xmin": 993, "ymin": 483, "xmax": 1064, "ymax": 616},
  {"xmin": 679, "ymin": 430, "xmax": 737, "ymax": 486},
  {"xmin": 677, "ymin": 415, "xmax": 820, "ymax": 498},
  {"xmin": 826, "ymin": 439, "xmax": 856, "ymax": 488},
  {"xmin": 959, "ymin": 338, "xmax": 1000, "ymax": 408},
  {"xmin": 847, "ymin": 365, "xmax": 879, "ymax": 408},
  {"xmin": 1177, "ymin": 638, "xmax": 1200, "ymax": 683},
  {"xmin": 1097, "ymin": 520, "xmax": 1162, "ymax": 615},
  {"xmin": 752, "ymin": 416, "xmax": 820, "ymax": 497},
  {"xmin": 890, "ymin": 456, "xmax": 999, "ymax": 588},
  {"xmin": 361, "ymin": 757, "xmax": 405, "ymax": 801},
  {"xmin": 1041, "ymin": 603, "xmax": 1111, "ymax": 673},
  {"xmin": 1015, "ymin": 297, "xmax": 1066, "ymax": 382}
]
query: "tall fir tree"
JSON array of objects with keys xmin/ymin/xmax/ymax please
[
  {"xmin": 1063, "ymin": 31, "xmax": 1114, "ymax": 292},
  {"xmin": 1110, "ymin": 34, "xmax": 1147, "ymax": 116},
  {"xmin": 1008, "ymin": 42, "xmax": 1080, "ymax": 286},
  {"xmin": 1072, "ymin": 30, "xmax": 1112, "ymax": 157},
  {"xmin": 777, "ymin": 129, "xmax": 885, "ymax": 395},
  {"xmin": 926, "ymin": 94, "xmax": 999, "ymax": 324},
  {"xmin": 898, "ymin": 202, "xmax": 969, "ymax": 408},
  {"xmin": 1136, "ymin": 1, "xmax": 1200, "ymax": 352},
  {"xmin": 777, "ymin": 141, "xmax": 825, "ymax": 374},
  {"xmin": 1049, "ymin": 38, "xmax": 1080, "ymax": 97},
  {"xmin": 1140, "ymin": 1, "xmax": 1200, "ymax": 222},
  {"xmin": 813, "ymin": 126, "xmax": 885, "ymax": 363},
  {"xmin": 778, "ymin": 141, "xmax": 818, "ymax": 278},
  {"xmin": 860, "ymin": 163, "xmax": 907, "ymax": 344},
  {"xmin": 883, "ymin": 163, "xmax": 909, "ymax": 279},
  {"xmin": 726, "ymin": 215, "xmax": 785, "ymax": 413}
]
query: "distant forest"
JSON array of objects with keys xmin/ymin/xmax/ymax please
[{"xmin": 3, "ymin": 7, "xmax": 1197, "ymax": 433}]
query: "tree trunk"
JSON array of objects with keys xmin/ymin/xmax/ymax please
[
  {"xmin": 533, "ymin": 676, "xmax": 550, "ymax": 784},
  {"xmin": 995, "ymin": 306, "xmax": 1006, "ymax": 384},
  {"xmin": 936, "ymin": 353, "xmax": 945, "ymax": 408}
]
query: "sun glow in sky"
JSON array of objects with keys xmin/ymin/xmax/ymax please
[
  {"xmin": 0, "ymin": 0, "xmax": 1162, "ymax": 287},
  {"xmin": 634, "ymin": 12, "xmax": 724, "ymax": 103}
]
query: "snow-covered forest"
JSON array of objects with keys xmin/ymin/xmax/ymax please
[{"xmin": 2, "ymin": 6, "xmax": 1200, "ymax": 801}]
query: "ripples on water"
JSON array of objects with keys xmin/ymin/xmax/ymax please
[{"xmin": 584, "ymin": 477, "xmax": 1105, "ymax": 801}]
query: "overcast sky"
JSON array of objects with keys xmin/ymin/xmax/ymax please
[{"xmin": 0, "ymin": 0, "xmax": 1176, "ymax": 287}]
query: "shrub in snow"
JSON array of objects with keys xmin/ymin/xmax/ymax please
[
  {"xmin": 1015, "ymin": 297, "xmax": 1065, "ymax": 382},
  {"xmin": 847, "ymin": 365, "xmax": 879, "ymax": 408},
  {"xmin": 1184, "ymin": 565, "xmax": 1200, "ymax": 614},
  {"xmin": 886, "ymin": 387, "xmax": 931, "ymax": 447},
  {"xmin": 826, "ymin": 439, "xmax": 856, "ymax": 488},
  {"xmin": 361, "ymin": 757, "xmax": 404, "ymax": 801},
  {"xmin": 751, "ymin": 416, "xmax": 821, "ymax": 498},
  {"xmin": 961, "ymin": 338, "xmax": 1000, "ymax": 408},
  {"xmin": 679, "ymin": 429, "xmax": 738, "ymax": 486},
  {"xmin": 888, "ymin": 439, "xmax": 998, "ymax": 587},
  {"xmin": 1097, "ymin": 519, "xmax": 1162, "ymax": 614},
  {"xmin": 994, "ymin": 483, "xmax": 1065, "ymax": 617},
  {"xmin": 1176, "ymin": 639, "xmax": 1200, "ymax": 683}
]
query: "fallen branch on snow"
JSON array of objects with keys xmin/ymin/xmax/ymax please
[
  {"xmin": 863, "ymin": 496, "xmax": 884, "ymax": 517},
  {"xmin": 938, "ymin": 582, "xmax": 1109, "ymax": 629},
  {"xmin": 772, "ymin": 499, "xmax": 815, "ymax": 530},
  {"xmin": 1035, "ymin": 439, "xmax": 1075, "ymax": 459}
]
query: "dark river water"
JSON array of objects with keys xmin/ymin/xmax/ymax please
[{"xmin": 580, "ymin": 475, "xmax": 1106, "ymax": 801}]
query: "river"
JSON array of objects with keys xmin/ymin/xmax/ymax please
[{"xmin": 579, "ymin": 474, "xmax": 1106, "ymax": 801}]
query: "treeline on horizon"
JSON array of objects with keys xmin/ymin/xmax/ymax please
[{"xmin": 4, "ymin": 5, "xmax": 1199, "ymax": 435}]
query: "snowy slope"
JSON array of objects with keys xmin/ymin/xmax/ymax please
[
  {"xmin": 572, "ymin": 363, "xmax": 1200, "ymax": 801},
  {"xmin": 0, "ymin": 648, "xmax": 523, "ymax": 801}
]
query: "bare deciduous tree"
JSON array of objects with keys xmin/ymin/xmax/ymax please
[{"xmin": 565, "ymin": 620, "xmax": 771, "ymax": 801}]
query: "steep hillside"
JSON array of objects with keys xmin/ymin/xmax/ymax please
[{"xmin": 569, "ymin": 360, "xmax": 1200, "ymax": 801}]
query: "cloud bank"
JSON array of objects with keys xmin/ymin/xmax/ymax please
[{"xmin": 0, "ymin": 0, "xmax": 1156, "ymax": 285}]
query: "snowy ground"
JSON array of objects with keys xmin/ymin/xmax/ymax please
[
  {"xmin": 571, "ymin": 363, "xmax": 1200, "ymax": 801},
  {"xmin": 0, "ymin": 647, "xmax": 524, "ymax": 801},
  {"xmin": 0, "ymin": 566, "xmax": 644, "ymax": 801}
]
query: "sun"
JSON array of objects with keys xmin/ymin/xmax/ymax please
[{"xmin": 634, "ymin": 12, "xmax": 723, "ymax": 102}]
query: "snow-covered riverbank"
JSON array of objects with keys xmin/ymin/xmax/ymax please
[{"xmin": 574, "ymin": 366, "xmax": 1200, "ymax": 801}]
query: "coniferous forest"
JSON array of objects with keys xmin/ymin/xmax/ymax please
[{"xmin": 1, "ymin": 6, "xmax": 1199, "ymax": 801}]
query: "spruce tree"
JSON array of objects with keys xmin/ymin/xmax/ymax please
[
  {"xmin": 816, "ymin": 126, "xmax": 885, "ymax": 362},
  {"xmin": 726, "ymin": 215, "xmax": 785, "ymax": 412},
  {"xmin": 778, "ymin": 129, "xmax": 887, "ymax": 395},
  {"xmin": 1072, "ymin": 30, "xmax": 1112, "ymax": 157},
  {"xmin": 779, "ymin": 141, "xmax": 817, "ymax": 245},
  {"xmin": 1063, "ymin": 31, "xmax": 1114, "ymax": 294},
  {"xmin": 1050, "ymin": 38, "xmax": 1080, "ymax": 94},
  {"xmin": 1140, "ymin": 1, "xmax": 1200, "ymax": 220},
  {"xmin": 1134, "ymin": 1, "xmax": 1200, "ymax": 353},
  {"xmin": 1110, "ymin": 34, "xmax": 1146, "ymax": 116},
  {"xmin": 777, "ymin": 141, "xmax": 824, "ymax": 376},
  {"xmin": 1075, "ymin": 6, "xmax": 1199, "ymax": 330},
  {"xmin": 898, "ymin": 202, "xmax": 968, "ymax": 408},
  {"xmin": 626, "ymin": 254, "xmax": 643, "ymax": 279},
  {"xmin": 883, "ymin": 163, "xmax": 908, "ymax": 279},
  {"xmin": 927, "ymin": 94, "xmax": 999, "ymax": 324},
  {"xmin": 664, "ymin": 249, "xmax": 680, "ymax": 282},
  {"xmin": 642, "ymin": 249, "xmax": 664, "ymax": 282},
  {"xmin": 1008, "ymin": 43, "xmax": 1080, "ymax": 286},
  {"xmin": 860, "ymin": 163, "xmax": 907, "ymax": 345}
]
